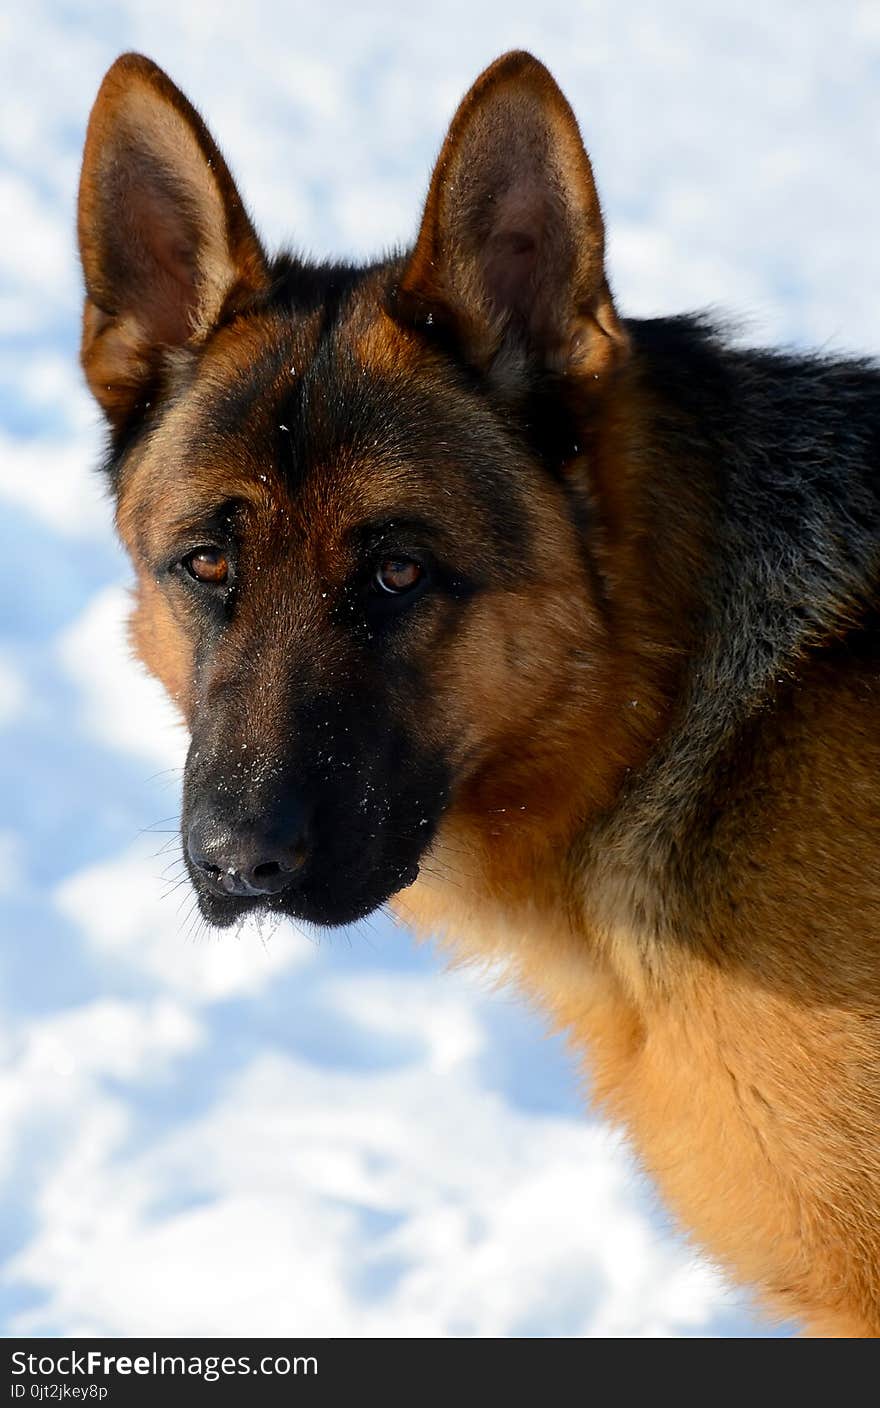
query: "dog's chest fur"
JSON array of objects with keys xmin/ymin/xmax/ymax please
[{"xmin": 399, "ymin": 641, "xmax": 880, "ymax": 1336}]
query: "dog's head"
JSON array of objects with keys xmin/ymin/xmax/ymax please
[{"xmin": 77, "ymin": 51, "xmax": 631, "ymax": 928}]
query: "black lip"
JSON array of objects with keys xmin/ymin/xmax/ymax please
[{"xmin": 188, "ymin": 861, "xmax": 421, "ymax": 930}]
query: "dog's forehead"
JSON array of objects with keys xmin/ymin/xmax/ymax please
[
  {"xmin": 120, "ymin": 294, "xmax": 528, "ymax": 561},
  {"xmin": 187, "ymin": 293, "xmax": 449, "ymax": 448}
]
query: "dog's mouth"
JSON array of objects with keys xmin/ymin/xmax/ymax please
[
  {"xmin": 180, "ymin": 744, "xmax": 451, "ymax": 930},
  {"xmin": 186, "ymin": 852, "xmax": 423, "ymax": 930}
]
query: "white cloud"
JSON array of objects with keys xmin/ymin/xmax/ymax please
[
  {"xmin": 0, "ymin": 430, "xmax": 110, "ymax": 540},
  {"xmin": 0, "ymin": 652, "xmax": 24, "ymax": 728},
  {"xmin": 5, "ymin": 977, "xmax": 735, "ymax": 1338},
  {"xmin": 4, "ymin": 352, "xmax": 99, "ymax": 435},
  {"xmin": 55, "ymin": 835, "xmax": 316, "ymax": 1002},
  {"xmin": 0, "ymin": 172, "xmax": 74, "ymax": 302},
  {"xmin": 0, "ymin": 830, "xmax": 24, "ymax": 893},
  {"xmin": 328, "ymin": 972, "xmax": 485, "ymax": 1075},
  {"xmin": 0, "ymin": 997, "xmax": 202, "ymax": 1175}
]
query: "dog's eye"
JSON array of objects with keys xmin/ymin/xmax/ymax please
[
  {"xmin": 375, "ymin": 558, "xmax": 423, "ymax": 594},
  {"xmin": 184, "ymin": 547, "xmax": 229, "ymax": 585}
]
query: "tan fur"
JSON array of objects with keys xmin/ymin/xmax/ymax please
[{"xmin": 394, "ymin": 644, "xmax": 880, "ymax": 1338}]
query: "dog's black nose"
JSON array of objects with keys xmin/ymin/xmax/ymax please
[{"xmin": 187, "ymin": 810, "xmax": 309, "ymax": 898}]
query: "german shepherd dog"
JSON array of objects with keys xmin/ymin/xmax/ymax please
[{"xmin": 77, "ymin": 51, "xmax": 880, "ymax": 1336}]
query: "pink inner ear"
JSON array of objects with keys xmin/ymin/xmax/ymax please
[
  {"xmin": 94, "ymin": 121, "xmax": 206, "ymax": 347},
  {"xmin": 138, "ymin": 199, "xmax": 196, "ymax": 289},
  {"xmin": 480, "ymin": 180, "xmax": 544, "ymax": 315},
  {"xmin": 472, "ymin": 174, "xmax": 570, "ymax": 347},
  {"xmin": 482, "ymin": 228, "xmax": 539, "ymax": 320},
  {"xmin": 124, "ymin": 176, "xmax": 199, "ymax": 345}
]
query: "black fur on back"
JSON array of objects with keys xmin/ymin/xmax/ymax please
[{"xmin": 602, "ymin": 314, "xmax": 880, "ymax": 896}]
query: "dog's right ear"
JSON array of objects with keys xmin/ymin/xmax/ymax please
[{"xmin": 77, "ymin": 53, "xmax": 268, "ymax": 429}]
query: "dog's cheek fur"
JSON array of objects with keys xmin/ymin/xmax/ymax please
[{"xmin": 126, "ymin": 571, "xmax": 196, "ymax": 720}]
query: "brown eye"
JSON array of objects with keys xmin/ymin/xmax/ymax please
[
  {"xmin": 185, "ymin": 547, "xmax": 229, "ymax": 585},
  {"xmin": 375, "ymin": 558, "xmax": 423, "ymax": 594}
]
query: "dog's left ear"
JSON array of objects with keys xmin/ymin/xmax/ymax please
[
  {"xmin": 77, "ymin": 53, "xmax": 269, "ymax": 429},
  {"xmin": 393, "ymin": 51, "xmax": 627, "ymax": 382}
]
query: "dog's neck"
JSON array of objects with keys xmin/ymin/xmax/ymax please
[
  {"xmin": 594, "ymin": 318, "xmax": 880, "ymax": 905},
  {"xmin": 398, "ymin": 314, "xmax": 880, "ymax": 963}
]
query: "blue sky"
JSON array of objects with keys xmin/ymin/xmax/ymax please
[{"xmin": 0, "ymin": 0, "xmax": 877, "ymax": 1337}]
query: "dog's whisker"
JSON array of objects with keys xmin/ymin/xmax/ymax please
[
  {"xmin": 140, "ymin": 771, "xmax": 183, "ymax": 794},
  {"xmin": 138, "ymin": 816, "xmax": 181, "ymax": 834},
  {"xmin": 152, "ymin": 838, "xmax": 184, "ymax": 862},
  {"xmin": 160, "ymin": 874, "xmax": 191, "ymax": 899}
]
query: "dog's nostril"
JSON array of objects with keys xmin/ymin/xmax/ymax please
[
  {"xmin": 187, "ymin": 839, "xmax": 222, "ymax": 880},
  {"xmin": 187, "ymin": 813, "xmax": 310, "ymax": 899},
  {"xmin": 251, "ymin": 860, "xmax": 282, "ymax": 882}
]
